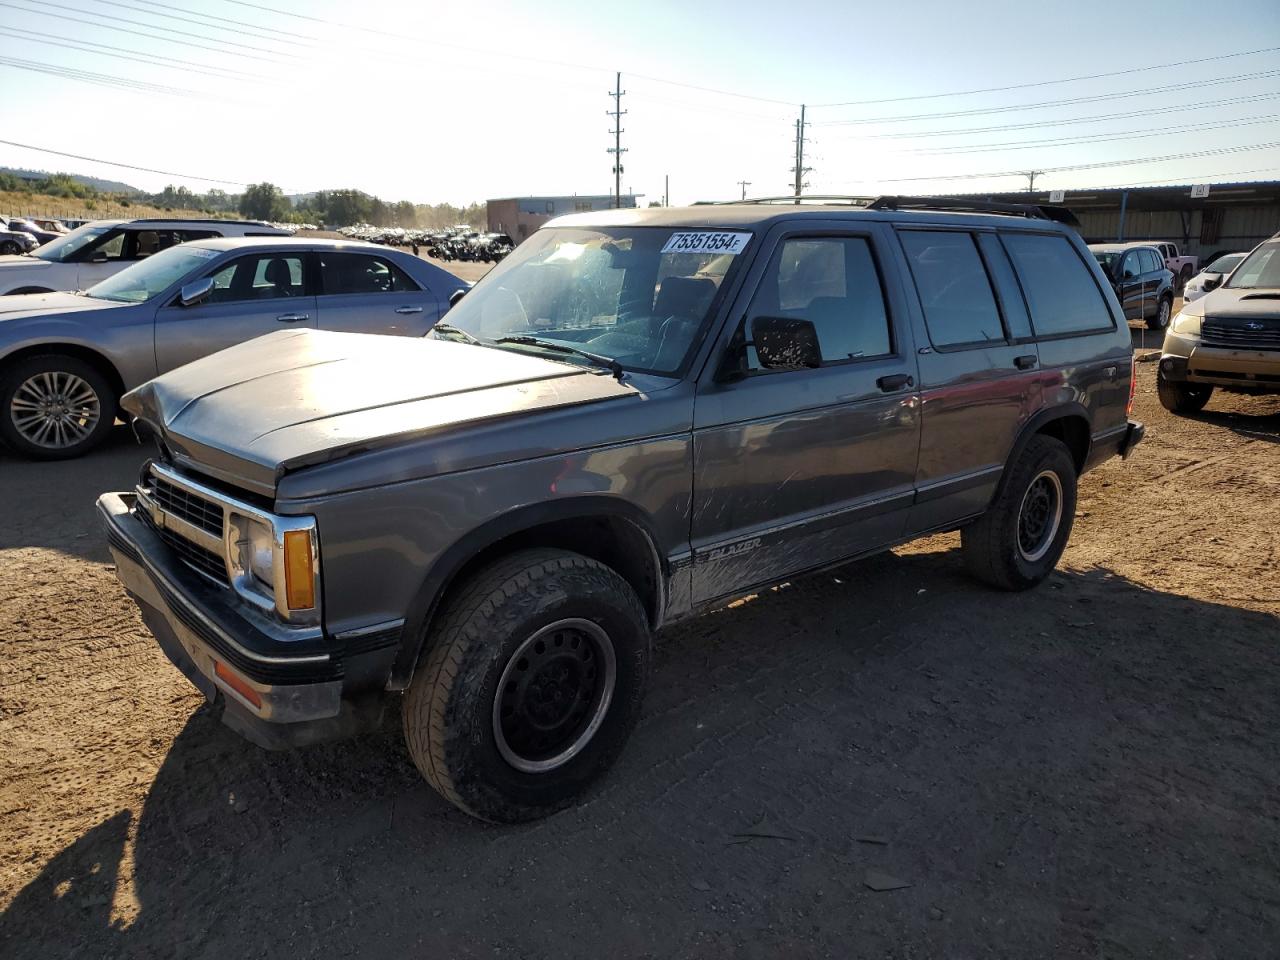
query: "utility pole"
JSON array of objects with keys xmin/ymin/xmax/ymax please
[
  {"xmin": 737, "ymin": 180, "xmax": 752, "ymax": 200},
  {"xmin": 664, "ymin": 173, "xmax": 669, "ymax": 207},
  {"xmin": 1024, "ymin": 170, "xmax": 1043, "ymax": 193},
  {"xmin": 791, "ymin": 104, "xmax": 811, "ymax": 202},
  {"xmin": 607, "ymin": 72, "xmax": 628, "ymax": 209}
]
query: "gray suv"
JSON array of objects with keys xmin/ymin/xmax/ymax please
[{"xmin": 98, "ymin": 197, "xmax": 1144, "ymax": 822}]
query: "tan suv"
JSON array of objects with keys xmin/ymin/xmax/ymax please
[{"xmin": 1158, "ymin": 233, "xmax": 1280, "ymax": 413}]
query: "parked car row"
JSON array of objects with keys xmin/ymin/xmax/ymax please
[
  {"xmin": 337, "ymin": 224, "xmax": 515, "ymax": 263},
  {"xmin": 0, "ymin": 236, "xmax": 466, "ymax": 457}
]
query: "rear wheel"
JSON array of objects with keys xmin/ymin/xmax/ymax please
[
  {"xmin": 402, "ymin": 548, "xmax": 651, "ymax": 822},
  {"xmin": 962, "ymin": 435, "xmax": 1077, "ymax": 591},
  {"xmin": 0, "ymin": 240, "xmax": 20, "ymax": 256},
  {"xmin": 1146, "ymin": 296, "xmax": 1172, "ymax": 330},
  {"xmin": 0, "ymin": 354, "xmax": 117, "ymax": 460},
  {"xmin": 1157, "ymin": 370, "xmax": 1212, "ymax": 414}
]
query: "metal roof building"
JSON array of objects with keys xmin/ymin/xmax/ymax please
[{"xmin": 958, "ymin": 181, "xmax": 1280, "ymax": 259}]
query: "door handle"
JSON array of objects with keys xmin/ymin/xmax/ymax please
[
  {"xmin": 876, "ymin": 373, "xmax": 914, "ymax": 392},
  {"xmin": 276, "ymin": 313, "xmax": 310, "ymax": 322},
  {"xmin": 395, "ymin": 306, "xmax": 424, "ymax": 315},
  {"xmin": 1014, "ymin": 354, "xmax": 1037, "ymax": 370}
]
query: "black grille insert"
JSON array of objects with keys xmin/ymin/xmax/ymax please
[
  {"xmin": 138, "ymin": 508, "xmax": 229, "ymax": 584},
  {"xmin": 150, "ymin": 475, "xmax": 225, "ymax": 536},
  {"xmin": 1202, "ymin": 318, "xmax": 1280, "ymax": 351}
]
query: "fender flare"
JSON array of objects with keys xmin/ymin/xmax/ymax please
[
  {"xmin": 991, "ymin": 402, "xmax": 1092, "ymax": 504},
  {"xmin": 389, "ymin": 495, "xmax": 668, "ymax": 688}
]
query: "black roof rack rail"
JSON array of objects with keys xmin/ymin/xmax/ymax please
[{"xmin": 866, "ymin": 195, "xmax": 1081, "ymax": 227}]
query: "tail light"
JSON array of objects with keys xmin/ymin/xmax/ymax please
[{"xmin": 1127, "ymin": 355, "xmax": 1137, "ymax": 417}]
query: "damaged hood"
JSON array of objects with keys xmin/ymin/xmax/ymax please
[{"xmin": 124, "ymin": 329, "xmax": 639, "ymax": 495}]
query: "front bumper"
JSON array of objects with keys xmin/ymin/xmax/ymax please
[
  {"xmin": 98, "ymin": 492, "xmax": 389, "ymax": 748},
  {"xmin": 1160, "ymin": 335, "xmax": 1280, "ymax": 390}
]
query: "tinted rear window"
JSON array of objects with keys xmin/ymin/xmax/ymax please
[
  {"xmin": 1002, "ymin": 234, "xmax": 1113, "ymax": 337},
  {"xmin": 899, "ymin": 230, "xmax": 1004, "ymax": 348}
]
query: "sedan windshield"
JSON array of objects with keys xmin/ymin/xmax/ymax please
[
  {"xmin": 435, "ymin": 226, "xmax": 748, "ymax": 375},
  {"xmin": 86, "ymin": 245, "xmax": 221, "ymax": 303},
  {"xmin": 1091, "ymin": 251, "xmax": 1120, "ymax": 271},
  {"xmin": 1225, "ymin": 241, "xmax": 1280, "ymax": 289},
  {"xmin": 32, "ymin": 224, "xmax": 114, "ymax": 263}
]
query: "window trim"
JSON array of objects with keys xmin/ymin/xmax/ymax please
[
  {"xmin": 895, "ymin": 225, "xmax": 1013, "ymax": 353},
  {"xmin": 737, "ymin": 231, "xmax": 898, "ymax": 378},
  {"xmin": 998, "ymin": 230, "xmax": 1119, "ymax": 341},
  {"xmin": 192, "ymin": 251, "xmax": 308, "ymax": 305}
]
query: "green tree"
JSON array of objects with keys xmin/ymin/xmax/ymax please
[{"xmin": 238, "ymin": 182, "xmax": 287, "ymax": 221}]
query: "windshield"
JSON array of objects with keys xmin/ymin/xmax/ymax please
[
  {"xmin": 33, "ymin": 224, "xmax": 114, "ymax": 263},
  {"xmin": 1225, "ymin": 241, "xmax": 1280, "ymax": 289},
  {"xmin": 1091, "ymin": 251, "xmax": 1121, "ymax": 272},
  {"xmin": 1204, "ymin": 253, "xmax": 1245, "ymax": 275},
  {"xmin": 85, "ymin": 245, "xmax": 220, "ymax": 303},
  {"xmin": 435, "ymin": 226, "xmax": 748, "ymax": 375}
]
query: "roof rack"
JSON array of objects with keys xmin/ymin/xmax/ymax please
[{"xmin": 721, "ymin": 194, "xmax": 1080, "ymax": 227}]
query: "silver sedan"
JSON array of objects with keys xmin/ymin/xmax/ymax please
[{"xmin": 0, "ymin": 237, "xmax": 466, "ymax": 459}]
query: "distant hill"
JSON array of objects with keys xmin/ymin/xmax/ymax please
[{"xmin": 0, "ymin": 166, "xmax": 142, "ymax": 195}]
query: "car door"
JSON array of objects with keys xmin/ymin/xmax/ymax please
[
  {"xmin": 1140, "ymin": 248, "xmax": 1166, "ymax": 315},
  {"xmin": 314, "ymin": 251, "xmax": 441, "ymax": 335},
  {"xmin": 153, "ymin": 250, "xmax": 316, "ymax": 373},
  {"xmin": 1115, "ymin": 250, "xmax": 1146, "ymax": 320},
  {"xmin": 690, "ymin": 225, "xmax": 921, "ymax": 604},
  {"xmin": 896, "ymin": 227, "xmax": 1044, "ymax": 533}
]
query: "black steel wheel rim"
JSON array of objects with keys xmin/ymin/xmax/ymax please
[
  {"xmin": 492, "ymin": 618, "xmax": 617, "ymax": 774},
  {"xmin": 1017, "ymin": 469, "xmax": 1064, "ymax": 563}
]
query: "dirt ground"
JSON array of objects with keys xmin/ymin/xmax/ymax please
[{"xmin": 1, "ymin": 335, "xmax": 1277, "ymax": 959}]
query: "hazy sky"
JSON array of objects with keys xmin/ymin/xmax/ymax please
[{"xmin": 1, "ymin": 0, "xmax": 1278, "ymax": 205}]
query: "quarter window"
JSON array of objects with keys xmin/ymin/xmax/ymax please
[
  {"xmin": 745, "ymin": 236, "xmax": 891, "ymax": 369},
  {"xmin": 899, "ymin": 230, "xmax": 1004, "ymax": 348},
  {"xmin": 1140, "ymin": 249, "xmax": 1163, "ymax": 273},
  {"xmin": 320, "ymin": 254, "xmax": 418, "ymax": 295},
  {"xmin": 1002, "ymin": 233, "xmax": 1113, "ymax": 336}
]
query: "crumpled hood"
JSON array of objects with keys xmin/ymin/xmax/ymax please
[
  {"xmin": 0, "ymin": 291, "xmax": 117, "ymax": 320},
  {"xmin": 1184, "ymin": 286, "xmax": 1280, "ymax": 318},
  {"xmin": 124, "ymin": 328, "xmax": 639, "ymax": 496}
]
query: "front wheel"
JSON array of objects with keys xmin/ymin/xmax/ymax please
[
  {"xmin": 0, "ymin": 240, "xmax": 20, "ymax": 256},
  {"xmin": 1157, "ymin": 370, "xmax": 1212, "ymax": 414},
  {"xmin": 0, "ymin": 354, "xmax": 118, "ymax": 459},
  {"xmin": 1146, "ymin": 296, "xmax": 1172, "ymax": 330},
  {"xmin": 962, "ymin": 435, "xmax": 1078, "ymax": 591},
  {"xmin": 402, "ymin": 548, "xmax": 651, "ymax": 822}
]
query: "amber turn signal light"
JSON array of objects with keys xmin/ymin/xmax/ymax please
[
  {"xmin": 283, "ymin": 529, "xmax": 315, "ymax": 610},
  {"xmin": 214, "ymin": 660, "xmax": 262, "ymax": 709}
]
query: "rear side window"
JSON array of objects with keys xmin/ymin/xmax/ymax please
[
  {"xmin": 899, "ymin": 230, "xmax": 1004, "ymax": 348},
  {"xmin": 1002, "ymin": 233, "xmax": 1114, "ymax": 337},
  {"xmin": 1140, "ymin": 249, "xmax": 1162, "ymax": 273},
  {"xmin": 745, "ymin": 236, "xmax": 892, "ymax": 368},
  {"xmin": 320, "ymin": 254, "xmax": 419, "ymax": 295}
]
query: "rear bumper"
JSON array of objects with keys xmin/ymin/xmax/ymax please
[
  {"xmin": 1084, "ymin": 419, "xmax": 1145, "ymax": 471},
  {"xmin": 98, "ymin": 492, "xmax": 389, "ymax": 748},
  {"xmin": 1119, "ymin": 420, "xmax": 1145, "ymax": 459}
]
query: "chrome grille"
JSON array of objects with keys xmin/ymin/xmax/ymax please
[
  {"xmin": 150, "ymin": 475, "xmax": 224, "ymax": 535},
  {"xmin": 139, "ymin": 508, "xmax": 229, "ymax": 584},
  {"xmin": 1202, "ymin": 318, "xmax": 1280, "ymax": 351}
]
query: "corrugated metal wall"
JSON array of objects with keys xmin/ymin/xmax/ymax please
[{"xmin": 1078, "ymin": 204, "xmax": 1279, "ymax": 258}]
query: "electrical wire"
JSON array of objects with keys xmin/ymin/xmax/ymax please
[
  {"xmin": 810, "ymin": 45, "xmax": 1280, "ymax": 107},
  {"xmin": 0, "ymin": 25, "xmax": 263, "ymax": 80},
  {"xmin": 0, "ymin": 56, "xmax": 196, "ymax": 97},
  {"xmin": 0, "ymin": 138, "xmax": 250, "ymax": 185},
  {"xmin": 89, "ymin": 0, "xmax": 315, "ymax": 46}
]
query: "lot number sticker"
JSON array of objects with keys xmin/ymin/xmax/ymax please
[{"xmin": 662, "ymin": 231, "xmax": 751, "ymax": 255}]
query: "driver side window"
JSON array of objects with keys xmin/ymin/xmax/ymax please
[
  {"xmin": 743, "ymin": 236, "xmax": 892, "ymax": 372},
  {"xmin": 203, "ymin": 254, "xmax": 304, "ymax": 304}
]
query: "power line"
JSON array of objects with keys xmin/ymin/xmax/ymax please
[
  {"xmin": 911, "ymin": 114, "xmax": 1280, "ymax": 155},
  {"xmin": 133, "ymin": 0, "xmax": 317, "ymax": 40},
  {"xmin": 0, "ymin": 0, "xmax": 289, "ymax": 63},
  {"xmin": 0, "ymin": 138, "xmax": 250, "ymax": 185},
  {"xmin": 1088, "ymin": 166, "xmax": 1280, "ymax": 189},
  {"xmin": 813, "ymin": 70, "xmax": 1280, "ymax": 126},
  {"xmin": 0, "ymin": 55, "xmax": 197, "ymax": 97},
  {"xmin": 89, "ymin": 0, "xmax": 315, "ymax": 46},
  {"xmin": 820, "ymin": 93, "xmax": 1280, "ymax": 141},
  {"xmin": 837, "ymin": 140, "xmax": 1280, "ymax": 185},
  {"xmin": 810, "ymin": 45, "xmax": 1280, "ymax": 107},
  {"xmin": 0, "ymin": 25, "xmax": 262, "ymax": 80}
]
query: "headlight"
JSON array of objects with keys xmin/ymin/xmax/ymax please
[
  {"xmin": 1170, "ymin": 310, "xmax": 1202, "ymax": 336},
  {"xmin": 242, "ymin": 517, "xmax": 275, "ymax": 587}
]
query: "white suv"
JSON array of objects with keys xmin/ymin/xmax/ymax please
[{"xmin": 0, "ymin": 218, "xmax": 292, "ymax": 295}]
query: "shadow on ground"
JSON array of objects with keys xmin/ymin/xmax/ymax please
[{"xmin": 4, "ymin": 547, "xmax": 1277, "ymax": 959}]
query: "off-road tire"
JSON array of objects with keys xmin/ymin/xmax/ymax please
[
  {"xmin": 1146, "ymin": 296, "xmax": 1172, "ymax": 331},
  {"xmin": 0, "ymin": 354, "xmax": 118, "ymax": 460},
  {"xmin": 402, "ymin": 548, "xmax": 651, "ymax": 823},
  {"xmin": 961, "ymin": 435, "xmax": 1078, "ymax": 591},
  {"xmin": 1157, "ymin": 371, "xmax": 1212, "ymax": 414}
]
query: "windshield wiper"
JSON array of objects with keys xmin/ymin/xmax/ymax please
[
  {"xmin": 430, "ymin": 322, "xmax": 484, "ymax": 345},
  {"xmin": 494, "ymin": 336, "xmax": 624, "ymax": 380}
]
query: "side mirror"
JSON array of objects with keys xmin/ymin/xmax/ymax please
[
  {"xmin": 448, "ymin": 287, "xmax": 467, "ymax": 308},
  {"xmin": 179, "ymin": 277, "xmax": 216, "ymax": 308},
  {"xmin": 90, "ymin": 252, "xmax": 109, "ymax": 263},
  {"xmin": 751, "ymin": 316, "xmax": 822, "ymax": 370},
  {"xmin": 1203, "ymin": 275, "xmax": 1222, "ymax": 292}
]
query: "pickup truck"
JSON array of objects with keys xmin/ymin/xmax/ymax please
[{"xmin": 1154, "ymin": 242, "xmax": 1198, "ymax": 291}]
